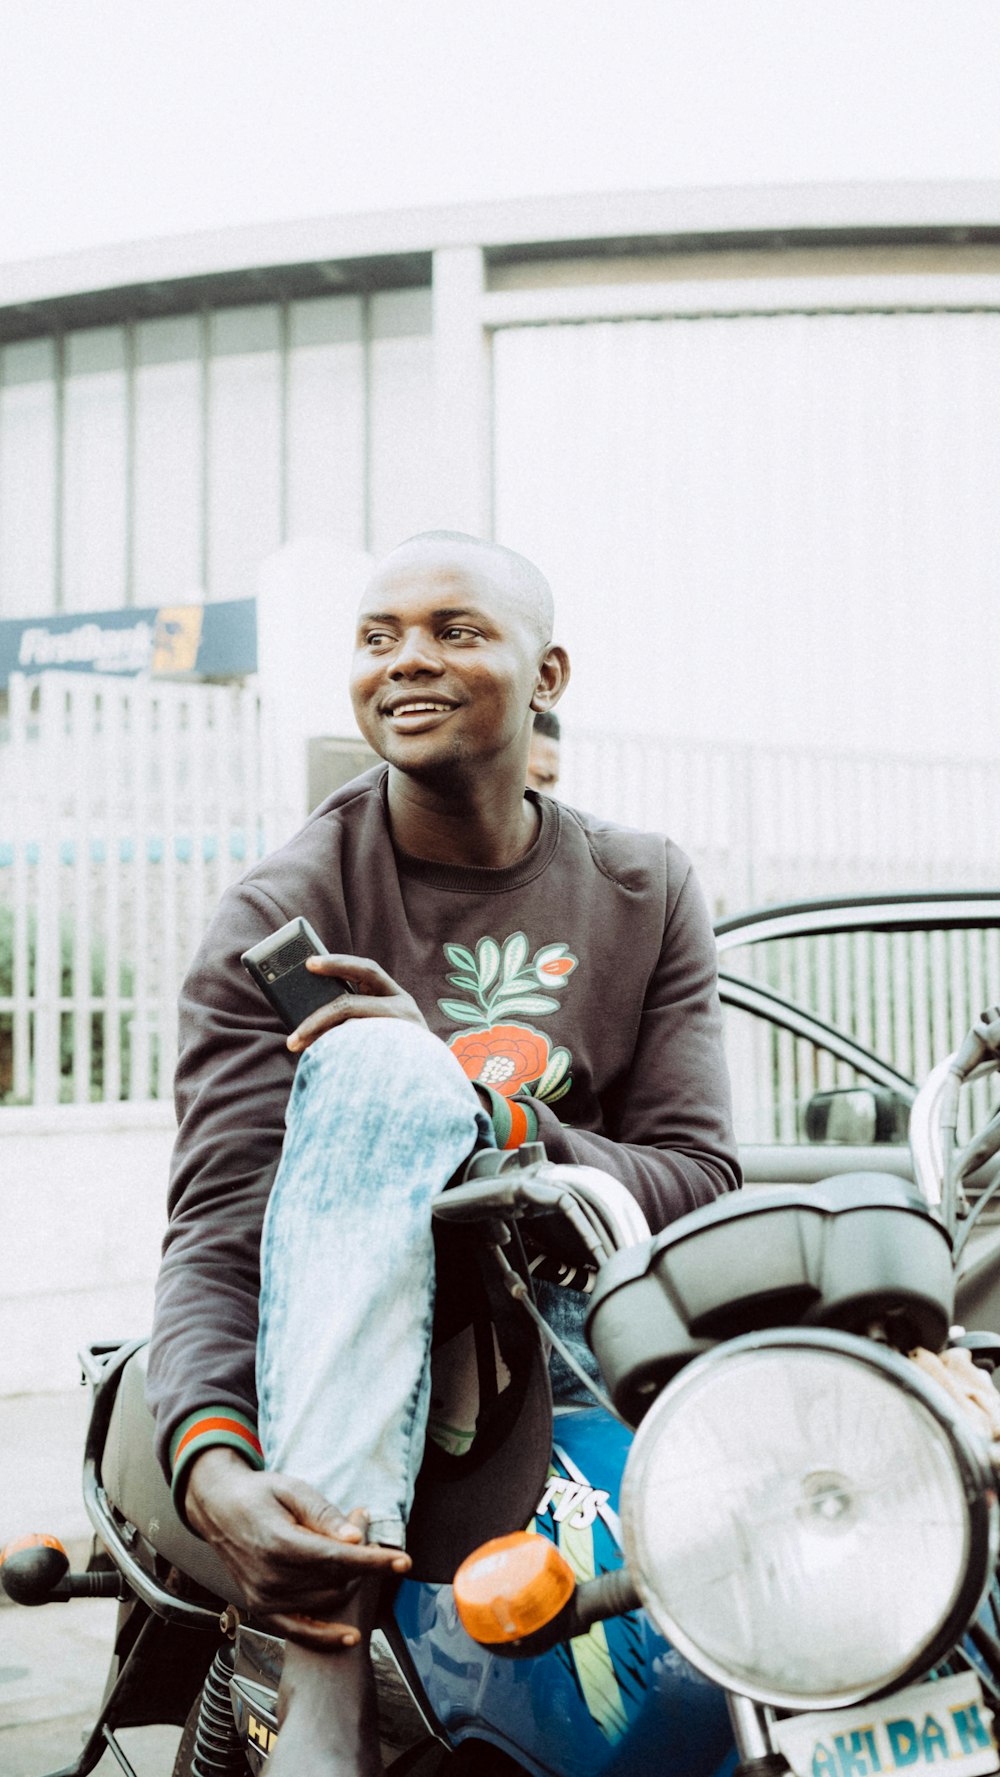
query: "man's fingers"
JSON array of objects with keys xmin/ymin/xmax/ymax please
[
  {"xmin": 276, "ymin": 1478, "xmax": 366, "ymax": 1543},
  {"xmin": 286, "ymin": 956, "xmax": 426, "ymax": 1050},
  {"xmin": 306, "ymin": 953, "xmax": 395, "ymax": 994},
  {"xmin": 265, "ymin": 1610, "xmax": 363, "ymax": 1650},
  {"xmin": 274, "ymin": 1520, "xmax": 409, "ymax": 1573},
  {"xmin": 288, "ymin": 994, "xmax": 426, "ymax": 1051}
]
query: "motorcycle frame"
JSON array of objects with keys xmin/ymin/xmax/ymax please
[
  {"xmin": 33, "ymin": 1334, "xmax": 450, "ymax": 1777},
  {"xmin": 24, "ymin": 1051, "xmax": 1000, "ymax": 1777},
  {"xmin": 29, "ymin": 1339, "xmax": 222, "ymax": 1777}
]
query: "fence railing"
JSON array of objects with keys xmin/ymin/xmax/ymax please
[
  {"xmin": 560, "ymin": 730, "xmax": 1000, "ymax": 917},
  {"xmin": 720, "ymin": 924, "xmax": 1000, "ymax": 1147},
  {"xmin": 562, "ymin": 730, "xmax": 1000, "ymax": 1148},
  {"xmin": 2, "ymin": 690, "xmax": 998, "ymax": 1109},
  {"xmin": 1, "ymin": 672, "xmax": 264, "ymax": 1106}
]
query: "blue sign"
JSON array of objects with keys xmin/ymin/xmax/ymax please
[{"xmin": 0, "ymin": 600, "xmax": 257, "ymax": 690}]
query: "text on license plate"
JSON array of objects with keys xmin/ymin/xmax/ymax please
[{"xmin": 773, "ymin": 1673, "xmax": 999, "ymax": 1777}]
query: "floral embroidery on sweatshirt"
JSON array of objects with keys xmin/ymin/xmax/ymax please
[{"xmin": 438, "ymin": 931, "xmax": 577, "ymax": 1104}]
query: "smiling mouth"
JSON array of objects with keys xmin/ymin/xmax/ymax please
[{"xmin": 384, "ymin": 700, "xmax": 457, "ymax": 721}]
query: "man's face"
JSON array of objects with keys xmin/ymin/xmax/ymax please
[
  {"xmin": 350, "ymin": 555, "xmax": 547, "ymax": 778},
  {"xmin": 526, "ymin": 732, "xmax": 560, "ymax": 794}
]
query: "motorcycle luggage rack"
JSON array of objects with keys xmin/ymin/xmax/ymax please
[
  {"xmin": 76, "ymin": 1338, "xmax": 223, "ymax": 1630},
  {"xmin": 29, "ymin": 1342, "xmax": 226, "ymax": 1777}
]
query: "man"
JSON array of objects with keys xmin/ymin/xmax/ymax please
[
  {"xmin": 147, "ymin": 531, "xmax": 740, "ymax": 1774},
  {"xmin": 526, "ymin": 708, "xmax": 561, "ymax": 794}
]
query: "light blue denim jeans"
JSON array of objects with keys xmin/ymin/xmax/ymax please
[{"xmin": 257, "ymin": 1018, "xmax": 593, "ymax": 1549}]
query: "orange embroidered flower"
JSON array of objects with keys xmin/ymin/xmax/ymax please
[
  {"xmin": 450, "ymin": 1024, "xmax": 551, "ymax": 1097},
  {"xmin": 539, "ymin": 957, "xmax": 575, "ymax": 977}
]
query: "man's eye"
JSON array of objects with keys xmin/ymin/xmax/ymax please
[
  {"xmin": 442, "ymin": 626, "xmax": 477, "ymax": 642},
  {"xmin": 365, "ymin": 631, "xmax": 393, "ymax": 648}
]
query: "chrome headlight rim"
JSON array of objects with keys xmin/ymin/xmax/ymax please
[{"xmin": 620, "ymin": 1326, "xmax": 998, "ymax": 1710}]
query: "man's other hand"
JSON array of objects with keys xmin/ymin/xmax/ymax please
[
  {"xmin": 286, "ymin": 955, "xmax": 427, "ymax": 1054},
  {"xmin": 184, "ymin": 1447, "xmax": 410, "ymax": 1647}
]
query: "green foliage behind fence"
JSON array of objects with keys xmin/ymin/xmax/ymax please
[{"xmin": 0, "ymin": 906, "xmax": 133, "ymax": 1104}]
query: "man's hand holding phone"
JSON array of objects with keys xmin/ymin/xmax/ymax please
[
  {"xmin": 241, "ymin": 917, "xmax": 427, "ymax": 1054},
  {"xmin": 288, "ymin": 954, "xmax": 427, "ymax": 1052}
]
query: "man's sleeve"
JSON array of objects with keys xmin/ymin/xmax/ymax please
[
  {"xmin": 521, "ymin": 857, "xmax": 741, "ymax": 1233},
  {"xmin": 145, "ymin": 879, "xmax": 297, "ymax": 1497}
]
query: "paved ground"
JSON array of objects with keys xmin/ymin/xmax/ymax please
[
  {"xmin": 0, "ymin": 1599, "xmax": 181, "ymax": 1774},
  {"xmin": 1, "ymin": 1390, "xmax": 93, "ymax": 1564},
  {"xmin": 0, "ymin": 1390, "xmax": 181, "ymax": 1774}
]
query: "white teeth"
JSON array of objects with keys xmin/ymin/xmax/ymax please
[{"xmin": 392, "ymin": 702, "xmax": 451, "ymax": 714}]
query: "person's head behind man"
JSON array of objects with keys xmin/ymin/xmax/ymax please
[
  {"xmin": 527, "ymin": 710, "xmax": 561, "ymax": 795},
  {"xmin": 350, "ymin": 531, "xmax": 568, "ymax": 802}
]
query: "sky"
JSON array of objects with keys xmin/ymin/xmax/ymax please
[{"xmin": 1, "ymin": 0, "xmax": 999, "ymax": 266}]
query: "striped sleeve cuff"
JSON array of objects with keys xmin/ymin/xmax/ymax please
[
  {"xmin": 170, "ymin": 1407, "xmax": 264, "ymax": 1522},
  {"xmin": 478, "ymin": 1085, "xmax": 539, "ymax": 1150}
]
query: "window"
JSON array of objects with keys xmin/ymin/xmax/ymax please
[
  {"xmin": 207, "ymin": 306, "xmax": 282, "ymax": 603},
  {"xmin": 287, "ymin": 297, "xmax": 366, "ymax": 547},
  {"xmin": 369, "ymin": 289, "xmax": 435, "ymax": 556},
  {"xmin": 0, "ymin": 339, "xmax": 57, "ymax": 617},
  {"xmin": 63, "ymin": 327, "xmax": 128, "ymax": 611},
  {"xmin": 134, "ymin": 315, "xmax": 204, "ymax": 605}
]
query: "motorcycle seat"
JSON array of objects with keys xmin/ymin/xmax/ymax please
[{"xmin": 101, "ymin": 1340, "xmax": 245, "ymax": 1606}]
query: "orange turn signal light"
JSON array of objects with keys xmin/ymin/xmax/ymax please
[
  {"xmin": 453, "ymin": 1531, "xmax": 576, "ymax": 1645},
  {"xmin": 0, "ymin": 1533, "xmax": 70, "ymax": 1606},
  {"xmin": 0, "ymin": 1532, "xmax": 66, "ymax": 1564}
]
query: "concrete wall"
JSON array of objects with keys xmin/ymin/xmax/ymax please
[{"xmin": 0, "ymin": 1104, "xmax": 175, "ymax": 1395}]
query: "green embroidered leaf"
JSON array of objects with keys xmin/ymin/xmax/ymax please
[
  {"xmin": 445, "ymin": 943, "xmax": 476, "ymax": 973},
  {"xmin": 446, "ymin": 972, "xmax": 480, "ymax": 993},
  {"xmin": 476, "ymin": 937, "xmax": 501, "ymax": 990},
  {"xmin": 501, "ymin": 931, "xmax": 529, "ymax": 982},
  {"xmin": 537, "ymin": 1046, "xmax": 571, "ymax": 1096},
  {"xmin": 542, "ymin": 1078, "xmax": 572, "ymax": 1105},
  {"xmin": 485, "ymin": 992, "xmax": 560, "ymax": 1018},
  {"xmin": 438, "ymin": 1000, "xmax": 488, "ymax": 1026},
  {"xmin": 492, "ymin": 980, "xmax": 559, "ymax": 1006}
]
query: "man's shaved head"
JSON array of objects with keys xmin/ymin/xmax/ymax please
[
  {"xmin": 372, "ymin": 530, "xmax": 555, "ymax": 648},
  {"xmin": 352, "ymin": 528, "xmax": 570, "ymax": 800}
]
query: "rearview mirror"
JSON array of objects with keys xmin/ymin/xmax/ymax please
[{"xmin": 804, "ymin": 1086, "xmax": 910, "ymax": 1145}]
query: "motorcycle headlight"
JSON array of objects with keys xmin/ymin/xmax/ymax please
[{"xmin": 620, "ymin": 1329, "xmax": 997, "ymax": 1709}]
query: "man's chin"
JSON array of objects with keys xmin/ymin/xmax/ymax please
[{"xmin": 379, "ymin": 735, "xmax": 471, "ymax": 782}]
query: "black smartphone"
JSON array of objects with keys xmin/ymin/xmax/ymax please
[{"xmin": 241, "ymin": 917, "xmax": 352, "ymax": 1034}]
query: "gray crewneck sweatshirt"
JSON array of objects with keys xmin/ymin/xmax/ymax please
[{"xmin": 147, "ymin": 767, "xmax": 741, "ymax": 1488}]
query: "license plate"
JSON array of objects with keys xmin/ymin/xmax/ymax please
[{"xmin": 774, "ymin": 1672, "xmax": 999, "ymax": 1777}]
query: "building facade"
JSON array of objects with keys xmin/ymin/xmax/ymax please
[{"xmin": 2, "ymin": 182, "xmax": 1000, "ymax": 759}]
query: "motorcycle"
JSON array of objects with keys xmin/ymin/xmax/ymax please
[{"xmin": 6, "ymin": 1007, "xmax": 1000, "ymax": 1777}]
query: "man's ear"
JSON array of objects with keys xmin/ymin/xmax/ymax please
[{"xmin": 530, "ymin": 644, "xmax": 570, "ymax": 713}]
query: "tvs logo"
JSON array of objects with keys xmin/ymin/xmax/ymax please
[{"xmin": 536, "ymin": 1474, "xmax": 610, "ymax": 1531}]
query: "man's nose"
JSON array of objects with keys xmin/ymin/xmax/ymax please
[{"xmin": 389, "ymin": 630, "xmax": 444, "ymax": 677}]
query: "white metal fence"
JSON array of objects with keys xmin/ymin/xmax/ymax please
[
  {"xmin": 564, "ymin": 728, "xmax": 1000, "ymax": 1146},
  {"xmin": 0, "ymin": 672, "xmax": 264, "ymax": 1106},
  {"xmin": 560, "ymin": 730, "xmax": 1000, "ymax": 918},
  {"xmin": 2, "ymin": 685, "xmax": 998, "ymax": 1110},
  {"xmin": 720, "ymin": 924, "xmax": 1000, "ymax": 1147}
]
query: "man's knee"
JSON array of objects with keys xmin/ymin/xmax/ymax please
[{"xmin": 297, "ymin": 1018, "xmax": 475, "ymax": 1105}]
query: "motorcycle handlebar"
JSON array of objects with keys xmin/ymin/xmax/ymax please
[
  {"xmin": 432, "ymin": 1145, "xmax": 650, "ymax": 1271},
  {"xmin": 910, "ymin": 1006, "xmax": 1000, "ymax": 1236}
]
